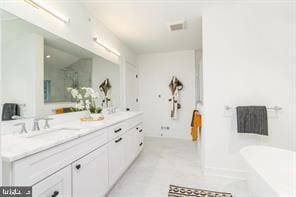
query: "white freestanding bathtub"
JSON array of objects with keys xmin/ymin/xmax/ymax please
[{"xmin": 240, "ymin": 145, "xmax": 296, "ymax": 197}]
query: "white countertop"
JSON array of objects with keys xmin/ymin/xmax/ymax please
[{"xmin": 1, "ymin": 111, "xmax": 143, "ymax": 162}]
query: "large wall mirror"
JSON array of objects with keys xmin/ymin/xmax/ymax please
[{"xmin": 1, "ymin": 9, "xmax": 121, "ymax": 121}]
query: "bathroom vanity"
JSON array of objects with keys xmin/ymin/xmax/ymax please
[
  {"xmin": 1, "ymin": 111, "xmax": 144, "ymax": 197},
  {"xmin": 1, "ymin": 8, "xmax": 141, "ymax": 197}
]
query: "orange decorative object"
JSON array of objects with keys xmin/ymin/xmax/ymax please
[
  {"xmin": 55, "ymin": 108, "xmax": 64, "ymax": 114},
  {"xmin": 191, "ymin": 111, "xmax": 202, "ymax": 141}
]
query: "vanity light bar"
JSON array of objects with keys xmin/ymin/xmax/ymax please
[
  {"xmin": 24, "ymin": 0, "xmax": 70, "ymax": 23},
  {"xmin": 93, "ymin": 37, "xmax": 121, "ymax": 56}
]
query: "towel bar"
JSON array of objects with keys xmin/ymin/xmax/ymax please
[{"xmin": 225, "ymin": 105, "xmax": 282, "ymax": 111}]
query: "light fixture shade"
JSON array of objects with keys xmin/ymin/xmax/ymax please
[
  {"xmin": 25, "ymin": 0, "xmax": 70, "ymax": 23},
  {"xmin": 93, "ymin": 37, "xmax": 121, "ymax": 56}
]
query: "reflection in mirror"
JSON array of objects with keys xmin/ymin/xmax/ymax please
[
  {"xmin": 44, "ymin": 43, "xmax": 92, "ymax": 103},
  {"xmin": 93, "ymin": 58, "xmax": 120, "ymax": 109},
  {"xmin": 1, "ymin": 9, "xmax": 121, "ymax": 121}
]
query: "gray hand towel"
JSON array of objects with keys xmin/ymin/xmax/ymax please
[
  {"xmin": 2, "ymin": 103, "xmax": 20, "ymax": 121},
  {"xmin": 236, "ymin": 106, "xmax": 268, "ymax": 136}
]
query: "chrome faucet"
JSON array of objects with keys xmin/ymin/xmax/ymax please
[
  {"xmin": 32, "ymin": 118, "xmax": 43, "ymax": 131},
  {"xmin": 14, "ymin": 122, "xmax": 28, "ymax": 134},
  {"xmin": 44, "ymin": 117, "xmax": 53, "ymax": 129}
]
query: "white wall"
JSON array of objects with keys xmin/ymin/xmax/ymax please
[
  {"xmin": 92, "ymin": 57, "xmax": 120, "ymax": 108},
  {"xmin": 202, "ymin": 5, "xmax": 296, "ymax": 179},
  {"xmin": 138, "ymin": 50, "xmax": 196, "ymax": 139},
  {"xmin": 2, "ymin": 33, "xmax": 43, "ymax": 118}
]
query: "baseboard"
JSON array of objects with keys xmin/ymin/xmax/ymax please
[
  {"xmin": 144, "ymin": 133, "xmax": 191, "ymax": 140},
  {"xmin": 203, "ymin": 166, "xmax": 246, "ymax": 180}
]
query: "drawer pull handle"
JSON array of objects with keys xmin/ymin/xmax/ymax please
[
  {"xmin": 75, "ymin": 164, "xmax": 81, "ymax": 170},
  {"xmin": 114, "ymin": 128, "xmax": 122, "ymax": 133},
  {"xmin": 139, "ymin": 142, "xmax": 143, "ymax": 146},
  {"xmin": 115, "ymin": 137, "xmax": 122, "ymax": 143},
  {"xmin": 139, "ymin": 129, "xmax": 143, "ymax": 133},
  {"xmin": 51, "ymin": 191, "xmax": 59, "ymax": 197}
]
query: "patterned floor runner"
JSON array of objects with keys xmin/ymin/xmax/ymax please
[{"xmin": 168, "ymin": 185, "xmax": 233, "ymax": 197}]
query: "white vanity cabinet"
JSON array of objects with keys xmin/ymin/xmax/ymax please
[
  {"xmin": 2, "ymin": 112, "xmax": 143, "ymax": 197},
  {"xmin": 32, "ymin": 166, "xmax": 72, "ymax": 197},
  {"xmin": 72, "ymin": 146, "xmax": 109, "ymax": 197}
]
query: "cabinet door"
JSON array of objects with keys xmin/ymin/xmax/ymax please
[
  {"xmin": 72, "ymin": 146, "xmax": 108, "ymax": 197},
  {"xmin": 108, "ymin": 136, "xmax": 125, "ymax": 187},
  {"xmin": 124, "ymin": 129, "xmax": 137, "ymax": 168},
  {"xmin": 32, "ymin": 166, "xmax": 71, "ymax": 197},
  {"xmin": 136, "ymin": 125, "xmax": 144, "ymax": 153}
]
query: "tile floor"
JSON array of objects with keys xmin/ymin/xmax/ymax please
[{"xmin": 108, "ymin": 137, "xmax": 255, "ymax": 197}]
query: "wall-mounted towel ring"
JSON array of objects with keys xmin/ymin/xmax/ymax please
[{"xmin": 168, "ymin": 76, "xmax": 183, "ymax": 119}]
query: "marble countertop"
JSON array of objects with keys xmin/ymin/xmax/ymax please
[{"xmin": 1, "ymin": 111, "xmax": 143, "ymax": 162}]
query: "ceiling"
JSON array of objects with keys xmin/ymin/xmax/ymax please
[{"xmin": 83, "ymin": 1, "xmax": 205, "ymax": 54}]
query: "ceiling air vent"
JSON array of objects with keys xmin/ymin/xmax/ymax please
[{"xmin": 168, "ymin": 21, "xmax": 185, "ymax": 32}]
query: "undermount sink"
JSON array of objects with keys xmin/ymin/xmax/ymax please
[{"xmin": 24, "ymin": 128, "xmax": 81, "ymax": 139}]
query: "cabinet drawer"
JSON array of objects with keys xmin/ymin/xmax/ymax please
[
  {"xmin": 32, "ymin": 165, "xmax": 71, "ymax": 197},
  {"xmin": 13, "ymin": 130, "xmax": 108, "ymax": 186},
  {"xmin": 108, "ymin": 122, "xmax": 127, "ymax": 140},
  {"xmin": 108, "ymin": 115, "xmax": 143, "ymax": 141}
]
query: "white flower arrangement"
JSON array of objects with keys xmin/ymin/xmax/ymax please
[{"xmin": 67, "ymin": 87, "xmax": 102, "ymax": 113}]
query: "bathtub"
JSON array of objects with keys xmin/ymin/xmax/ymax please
[{"xmin": 240, "ymin": 145, "xmax": 296, "ymax": 197}]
